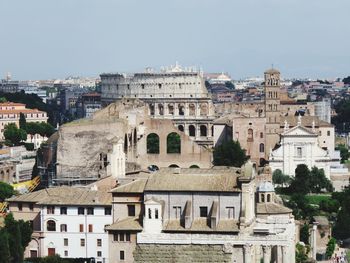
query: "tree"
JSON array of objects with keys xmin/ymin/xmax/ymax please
[
  {"xmin": 5, "ymin": 214, "xmax": 24, "ymax": 263},
  {"xmin": 213, "ymin": 140, "xmax": 248, "ymax": 167},
  {"xmin": 3, "ymin": 123, "xmax": 27, "ymax": 146},
  {"xmin": 300, "ymin": 224, "xmax": 310, "ymax": 245},
  {"xmin": 309, "ymin": 167, "xmax": 333, "ymax": 193},
  {"xmin": 286, "ymin": 194, "xmax": 316, "ymax": 220},
  {"xmin": 0, "ymin": 229, "xmax": 10, "ymax": 263},
  {"xmin": 0, "ymin": 181, "xmax": 15, "ymax": 202},
  {"xmin": 289, "ymin": 164, "xmax": 310, "ymax": 194},
  {"xmin": 19, "ymin": 113, "xmax": 27, "ymax": 131},
  {"xmin": 343, "ymin": 76, "xmax": 350, "ymax": 85},
  {"xmin": 272, "ymin": 169, "xmax": 291, "ymax": 187},
  {"xmin": 18, "ymin": 220, "xmax": 33, "ymax": 249},
  {"xmin": 295, "ymin": 243, "xmax": 310, "ymax": 263},
  {"xmin": 333, "ymin": 188, "xmax": 350, "ymax": 239},
  {"xmin": 326, "ymin": 238, "xmax": 336, "ymax": 259},
  {"xmin": 0, "ymin": 97, "xmax": 7, "ymax": 103},
  {"xmin": 336, "ymin": 144, "xmax": 350, "ymax": 163}
]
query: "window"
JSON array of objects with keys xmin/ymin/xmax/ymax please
[
  {"xmin": 267, "ymin": 194, "xmax": 271, "ymax": 202},
  {"xmin": 173, "ymin": 206, "xmax": 182, "ymax": 219},
  {"xmin": 47, "ymin": 220, "xmax": 56, "ymax": 231},
  {"xmin": 167, "ymin": 132, "xmax": 181, "ymax": 153},
  {"xmin": 146, "ymin": 133, "xmax": 160, "ymax": 154},
  {"xmin": 126, "ymin": 233, "xmax": 130, "ymax": 241},
  {"xmin": 113, "ymin": 234, "xmax": 118, "ymax": 241},
  {"xmin": 148, "ymin": 208, "xmax": 152, "ymax": 219},
  {"xmin": 47, "ymin": 206, "xmax": 55, "ymax": 214},
  {"xmin": 327, "ymin": 130, "xmax": 331, "ymax": 136},
  {"xmin": 29, "ymin": 203, "xmax": 34, "ymax": 211},
  {"xmin": 247, "ymin": 129, "xmax": 253, "ymax": 142},
  {"xmin": 97, "ymin": 239, "xmax": 102, "ymax": 247},
  {"xmin": 87, "ymin": 207, "xmax": 94, "ymax": 215},
  {"xmin": 226, "ymin": 207, "xmax": 235, "ymax": 219},
  {"xmin": 104, "ymin": 207, "xmax": 111, "ymax": 215},
  {"xmin": 127, "ymin": 205, "xmax": 135, "ymax": 217},
  {"xmin": 155, "ymin": 208, "xmax": 159, "ymax": 219},
  {"xmin": 88, "ymin": 224, "xmax": 93, "ymax": 232},
  {"xmin": 18, "ymin": 203, "xmax": 22, "ymax": 211},
  {"xmin": 78, "ymin": 207, "xmax": 84, "ymax": 215},
  {"xmin": 199, "ymin": 207, "xmax": 208, "ymax": 218},
  {"xmin": 60, "ymin": 207, "xmax": 67, "ymax": 215},
  {"xmin": 64, "ymin": 238, "xmax": 68, "ymax": 246},
  {"xmin": 64, "ymin": 250, "xmax": 68, "ymax": 257},
  {"xmin": 260, "ymin": 132, "xmax": 263, "ymax": 138},
  {"xmin": 79, "ymin": 224, "xmax": 84, "ymax": 232},
  {"xmin": 259, "ymin": 143, "xmax": 265, "ymax": 153},
  {"xmin": 120, "ymin": 233, "xmax": 125, "ymax": 242},
  {"xmin": 297, "ymin": 147, "xmax": 302, "ymax": 158},
  {"xmin": 60, "ymin": 224, "xmax": 67, "ymax": 232},
  {"xmin": 120, "ymin": 251, "xmax": 125, "ymax": 260},
  {"xmin": 97, "ymin": 251, "xmax": 102, "ymax": 257},
  {"xmin": 80, "ymin": 239, "xmax": 85, "ymax": 247}
]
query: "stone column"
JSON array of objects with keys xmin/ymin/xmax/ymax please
[
  {"xmin": 154, "ymin": 103, "xmax": 159, "ymax": 116},
  {"xmin": 310, "ymin": 223, "xmax": 318, "ymax": 260},
  {"xmin": 164, "ymin": 103, "xmax": 168, "ymax": 116},
  {"xmin": 281, "ymin": 246, "xmax": 287, "ymax": 263},
  {"xmin": 262, "ymin": 245, "xmax": 271, "ymax": 263},
  {"xmin": 244, "ymin": 244, "xmax": 252, "ymax": 263}
]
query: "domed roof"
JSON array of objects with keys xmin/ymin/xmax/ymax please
[
  {"xmin": 264, "ymin": 68, "xmax": 280, "ymax": 74},
  {"xmin": 257, "ymin": 181, "xmax": 275, "ymax": 192}
]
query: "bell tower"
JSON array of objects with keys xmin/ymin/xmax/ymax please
[{"xmin": 264, "ymin": 68, "xmax": 281, "ymax": 158}]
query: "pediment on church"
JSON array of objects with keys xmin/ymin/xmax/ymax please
[{"xmin": 282, "ymin": 125, "xmax": 317, "ymax": 137}]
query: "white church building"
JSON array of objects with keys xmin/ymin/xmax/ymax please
[{"xmin": 269, "ymin": 116, "xmax": 348, "ymax": 183}]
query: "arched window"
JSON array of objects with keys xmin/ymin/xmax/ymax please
[
  {"xmin": 147, "ymin": 133, "xmax": 160, "ymax": 154},
  {"xmin": 189, "ymin": 104, "xmax": 196, "ymax": 116},
  {"xmin": 178, "ymin": 125, "xmax": 184, "ymax": 132},
  {"xmin": 149, "ymin": 104, "xmax": 155, "ymax": 115},
  {"xmin": 259, "ymin": 143, "xmax": 265, "ymax": 153},
  {"xmin": 169, "ymin": 164, "xmax": 180, "ymax": 168},
  {"xmin": 60, "ymin": 224, "xmax": 67, "ymax": 232},
  {"xmin": 200, "ymin": 125, "xmax": 207, "ymax": 137},
  {"xmin": 47, "ymin": 220, "xmax": 56, "ymax": 231},
  {"xmin": 267, "ymin": 194, "xmax": 271, "ymax": 202},
  {"xmin": 247, "ymin": 129, "xmax": 253, "ymax": 142},
  {"xmin": 168, "ymin": 104, "xmax": 174, "ymax": 115},
  {"xmin": 178, "ymin": 104, "xmax": 185, "ymax": 116},
  {"xmin": 261, "ymin": 194, "xmax": 265, "ymax": 203},
  {"xmin": 189, "ymin": 165, "xmax": 200, "ymax": 169},
  {"xmin": 158, "ymin": 104, "xmax": 164, "ymax": 115},
  {"xmin": 189, "ymin": 125, "xmax": 196, "ymax": 137},
  {"xmin": 167, "ymin": 133, "xmax": 181, "ymax": 153},
  {"xmin": 200, "ymin": 103, "xmax": 208, "ymax": 116}
]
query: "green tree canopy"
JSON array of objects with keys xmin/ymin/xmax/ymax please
[
  {"xmin": 213, "ymin": 140, "xmax": 248, "ymax": 167},
  {"xmin": 333, "ymin": 188, "xmax": 350, "ymax": 239},
  {"xmin": 272, "ymin": 169, "xmax": 291, "ymax": 187},
  {"xmin": 19, "ymin": 113, "xmax": 26, "ymax": 131},
  {"xmin": 336, "ymin": 144, "xmax": 350, "ymax": 163},
  {"xmin": 4, "ymin": 123, "xmax": 27, "ymax": 146},
  {"xmin": 0, "ymin": 182, "xmax": 15, "ymax": 202},
  {"xmin": 0, "ymin": 97, "xmax": 8, "ymax": 103}
]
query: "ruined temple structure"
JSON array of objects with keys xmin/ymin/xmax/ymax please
[
  {"xmin": 54, "ymin": 99, "xmax": 211, "ymax": 185},
  {"xmin": 100, "ymin": 64, "xmax": 215, "ymax": 147}
]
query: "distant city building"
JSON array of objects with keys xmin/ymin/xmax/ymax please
[
  {"xmin": 0, "ymin": 79, "xmax": 19, "ymax": 93},
  {"xmin": 82, "ymin": 92, "xmax": 101, "ymax": 118},
  {"xmin": 313, "ymin": 98, "xmax": 331, "ymax": 123}
]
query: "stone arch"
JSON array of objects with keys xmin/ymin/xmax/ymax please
[
  {"xmin": 189, "ymin": 165, "xmax": 200, "ymax": 168},
  {"xmin": 189, "ymin": 125, "xmax": 196, "ymax": 137},
  {"xmin": 200, "ymin": 103, "xmax": 208, "ymax": 116},
  {"xmin": 259, "ymin": 143, "xmax": 265, "ymax": 153},
  {"xmin": 178, "ymin": 125, "xmax": 184, "ymax": 132},
  {"xmin": 167, "ymin": 132, "xmax": 181, "ymax": 153},
  {"xmin": 200, "ymin": 125, "xmax": 207, "ymax": 137},
  {"xmin": 168, "ymin": 104, "xmax": 174, "ymax": 115},
  {"xmin": 189, "ymin": 103, "xmax": 196, "ymax": 116},
  {"xmin": 158, "ymin": 104, "xmax": 164, "ymax": 115},
  {"xmin": 178, "ymin": 104, "xmax": 185, "ymax": 116},
  {"xmin": 169, "ymin": 164, "xmax": 180, "ymax": 168},
  {"xmin": 147, "ymin": 133, "xmax": 160, "ymax": 154}
]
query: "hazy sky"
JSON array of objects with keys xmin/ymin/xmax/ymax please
[{"xmin": 1, "ymin": 0, "xmax": 349, "ymax": 80}]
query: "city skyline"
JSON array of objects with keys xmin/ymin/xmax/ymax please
[{"xmin": 1, "ymin": 0, "xmax": 349, "ymax": 80}]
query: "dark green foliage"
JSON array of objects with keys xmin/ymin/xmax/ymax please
[
  {"xmin": 300, "ymin": 224, "xmax": 310, "ymax": 245},
  {"xmin": 147, "ymin": 133, "xmax": 159, "ymax": 154},
  {"xmin": 326, "ymin": 238, "xmax": 336, "ymax": 258},
  {"xmin": 18, "ymin": 220, "xmax": 33, "ymax": 248},
  {"xmin": 319, "ymin": 199, "xmax": 340, "ymax": 213},
  {"xmin": 286, "ymin": 194, "xmax": 317, "ymax": 220},
  {"xmin": 336, "ymin": 144, "xmax": 350, "ymax": 163},
  {"xmin": 0, "ymin": 181, "xmax": 15, "ymax": 202},
  {"xmin": 24, "ymin": 143, "xmax": 35, "ymax": 151},
  {"xmin": 332, "ymin": 99, "xmax": 350, "ymax": 132},
  {"xmin": 5, "ymin": 214, "xmax": 24, "ymax": 263},
  {"xmin": 0, "ymin": 229, "xmax": 10, "ymax": 263},
  {"xmin": 213, "ymin": 140, "xmax": 248, "ymax": 167},
  {"xmin": 25, "ymin": 256, "xmax": 95, "ymax": 263},
  {"xmin": 333, "ymin": 188, "xmax": 350, "ymax": 239},
  {"xmin": 272, "ymin": 169, "xmax": 291, "ymax": 187},
  {"xmin": 0, "ymin": 97, "xmax": 7, "ymax": 103},
  {"xmin": 343, "ymin": 76, "xmax": 350, "ymax": 85},
  {"xmin": 26, "ymin": 122, "xmax": 55, "ymax": 137},
  {"xmin": 4, "ymin": 123, "xmax": 27, "ymax": 146},
  {"xmin": 19, "ymin": 113, "xmax": 27, "ymax": 130},
  {"xmin": 166, "ymin": 132, "xmax": 181, "ymax": 154},
  {"xmin": 289, "ymin": 165, "xmax": 333, "ymax": 194},
  {"xmin": 225, "ymin": 81, "xmax": 235, "ymax": 89},
  {"xmin": 295, "ymin": 243, "xmax": 310, "ymax": 263}
]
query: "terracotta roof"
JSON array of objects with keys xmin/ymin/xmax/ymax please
[
  {"xmin": 256, "ymin": 203, "xmax": 292, "ymax": 214},
  {"xmin": 110, "ymin": 179, "xmax": 148, "ymax": 193},
  {"xmin": 280, "ymin": 116, "xmax": 333, "ymax": 128},
  {"xmin": 105, "ymin": 217, "xmax": 142, "ymax": 231},
  {"xmin": 0, "ymin": 109, "xmax": 46, "ymax": 114},
  {"xmin": 144, "ymin": 168, "xmax": 241, "ymax": 192},
  {"xmin": 7, "ymin": 186, "xmax": 111, "ymax": 206},
  {"xmin": 164, "ymin": 218, "xmax": 239, "ymax": 233},
  {"xmin": 0, "ymin": 102, "xmax": 25, "ymax": 106}
]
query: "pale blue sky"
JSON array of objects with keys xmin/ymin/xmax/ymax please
[{"xmin": 0, "ymin": 0, "xmax": 349, "ymax": 80}]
